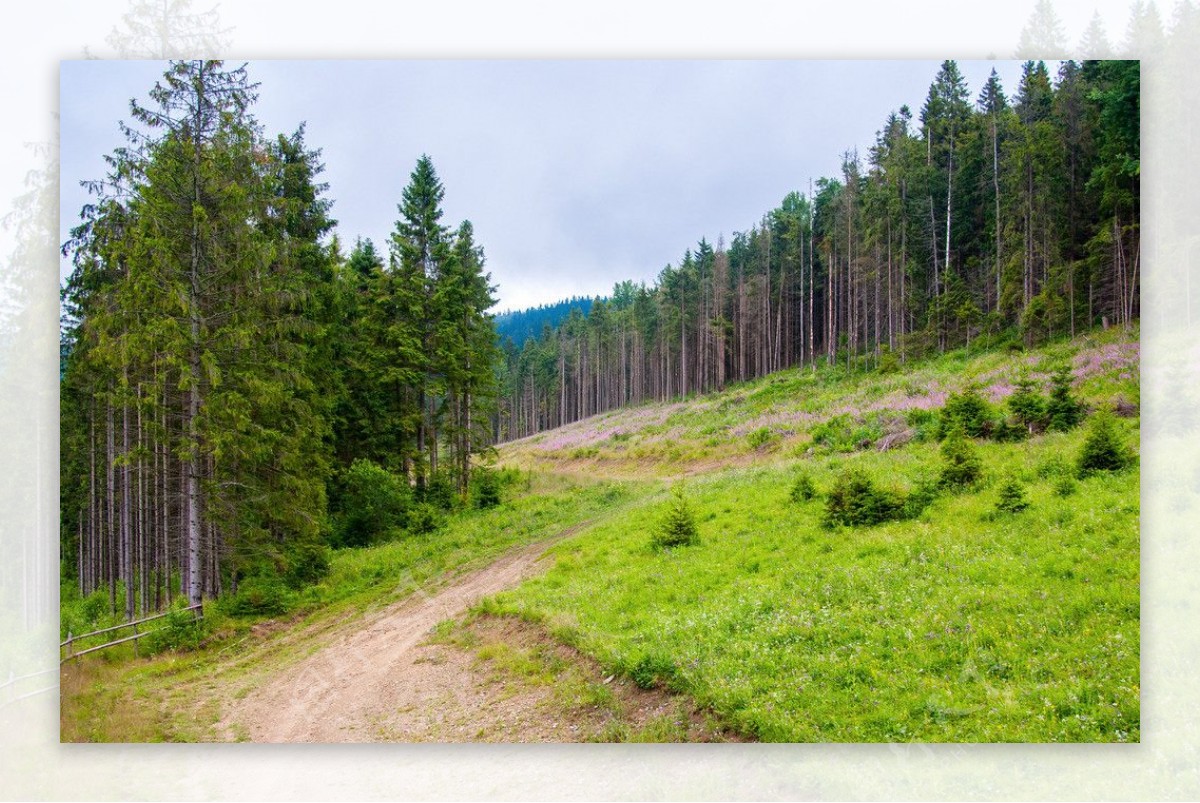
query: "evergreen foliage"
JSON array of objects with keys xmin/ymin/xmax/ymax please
[
  {"xmin": 60, "ymin": 61, "xmax": 499, "ymax": 618},
  {"xmin": 822, "ymin": 469, "xmax": 904, "ymax": 528},
  {"xmin": 333, "ymin": 459, "xmax": 411, "ymax": 548},
  {"xmin": 495, "ymin": 297, "xmax": 596, "ymax": 346},
  {"xmin": 994, "ymin": 474, "xmax": 1031, "ymax": 514},
  {"xmin": 59, "ymin": 57, "xmax": 1142, "ymax": 623},
  {"xmin": 939, "ymin": 424, "xmax": 984, "ymax": 490},
  {"xmin": 939, "ymin": 385, "xmax": 994, "ymax": 439},
  {"xmin": 495, "ymin": 58, "xmax": 1139, "ymax": 444},
  {"xmin": 1077, "ymin": 411, "xmax": 1132, "ymax": 476},
  {"xmin": 1047, "ymin": 365, "xmax": 1085, "ymax": 431},
  {"xmin": 789, "ymin": 471, "xmax": 818, "ymax": 503},
  {"xmin": 472, "ymin": 467, "xmax": 502, "ymax": 509},
  {"xmin": 1007, "ymin": 375, "xmax": 1047, "ymax": 432},
  {"xmin": 654, "ymin": 485, "xmax": 699, "ymax": 549}
]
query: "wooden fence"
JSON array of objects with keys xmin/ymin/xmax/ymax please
[
  {"xmin": 0, "ymin": 666, "xmax": 58, "ymax": 709},
  {"xmin": 60, "ymin": 603, "xmax": 203, "ymax": 663}
]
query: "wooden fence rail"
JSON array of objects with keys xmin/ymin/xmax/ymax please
[
  {"xmin": 60, "ymin": 604, "xmax": 203, "ymax": 663},
  {"xmin": 0, "ymin": 666, "xmax": 58, "ymax": 709}
]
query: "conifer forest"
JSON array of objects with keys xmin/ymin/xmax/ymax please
[{"xmin": 59, "ymin": 58, "xmax": 1139, "ymax": 621}]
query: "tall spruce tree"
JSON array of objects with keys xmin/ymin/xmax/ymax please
[
  {"xmin": 389, "ymin": 155, "xmax": 452, "ymax": 491},
  {"xmin": 62, "ymin": 60, "xmax": 337, "ymax": 611}
]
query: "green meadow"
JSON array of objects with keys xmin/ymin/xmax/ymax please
[
  {"xmin": 61, "ymin": 327, "xmax": 1139, "ymax": 743},
  {"xmin": 487, "ymin": 326, "xmax": 1139, "ymax": 741}
]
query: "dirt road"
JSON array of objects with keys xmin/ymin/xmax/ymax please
[{"xmin": 217, "ymin": 540, "xmax": 563, "ymax": 742}]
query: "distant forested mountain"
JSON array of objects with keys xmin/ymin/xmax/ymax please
[{"xmin": 495, "ymin": 296, "xmax": 597, "ymax": 346}]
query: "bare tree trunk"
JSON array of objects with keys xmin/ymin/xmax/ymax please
[{"xmin": 992, "ymin": 112, "xmax": 1002, "ymax": 315}]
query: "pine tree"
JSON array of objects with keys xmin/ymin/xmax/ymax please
[
  {"xmin": 939, "ymin": 424, "xmax": 983, "ymax": 490},
  {"xmin": 438, "ymin": 220, "xmax": 500, "ymax": 496},
  {"xmin": 390, "ymin": 155, "xmax": 451, "ymax": 491},
  {"xmin": 654, "ymin": 485, "xmax": 699, "ymax": 548},
  {"xmin": 61, "ymin": 60, "xmax": 337, "ymax": 611},
  {"xmin": 1077, "ymin": 411, "xmax": 1132, "ymax": 476},
  {"xmin": 995, "ymin": 474, "xmax": 1031, "ymax": 514}
]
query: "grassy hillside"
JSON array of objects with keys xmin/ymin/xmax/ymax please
[
  {"xmin": 60, "ymin": 328, "xmax": 1138, "ymax": 743},
  {"xmin": 500, "ymin": 328, "xmax": 1139, "ymax": 479},
  {"xmin": 489, "ymin": 327, "xmax": 1139, "ymax": 741}
]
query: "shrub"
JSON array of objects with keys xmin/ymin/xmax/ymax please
[
  {"xmin": 823, "ymin": 469, "xmax": 904, "ymax": 528},
  {"xmin": 994, "ymin": 475, "xmax": 1031, "ymax": 514},
  {"xmin": 653, "ymin": 485, "xmax": 699, "ymax": 549},
  {"xmin": 60, "ymin": 585, "xmax": 120, "ymax": 640},
  {"xmin": 227, "ymin": 575, "xmax": 292, "ymax": 617},
  {"xmin": 939, "ymin": 425, "xmax": 983, "ymax": 491},
  {"xmin": 1054, "ymin": 475, "xmax": 1078, "ymax": 497},
  {"xmin": 407, "ymin": 502, "xmax": 442, "ymax": 535},
  {"xmin": 991, "ymin": 417, "xmax": 1028, "ymax": 442},
  {"xmin": 334, "ymin": 459, "xmax": 411, "ymax": 548},
  {"xmin": 284, "ymin": 540, "xmax": 331, "ymax": 589},
  {"xmin": 877, "ymin": 345, "xmax": 900, "ymax": 375},
  {"xmin": 904, "ymin": 408, "xmax": 940, "ymax": 443},
  {"xmin": 1077, "ymin": 412, "xmax": 1132, "ymax": 476},
  {"xmin": 940, "ymin": 384, "xmax": 993, "ymax": 439},
  {"xmin": 811, "ymin": 413, "xmax": 886, "ymax": 452},
  {"xmin": 747, "ymin": 427, "xmax": 777, "ymax": 451},
  {"xmin": 142, "ymin": 601, "xmax": 209, "ymax": 655},
  {"xmin": 472, "ymin": 467, "xmax": 502, "ymax": 509},
  {"xmin": 901, "ymin": 478, "xmax": 940, "ymax": 519},
  {"xmin": 1007, "ymin": 375, "xmax": 1046, "ymax": 433},
  {"xmin": 1036, "ymin": 454, "xmax": 1071, "ymax": 479},
  {"xmin": 421, "ymin": 470, "xmax": 458, "ymax": 511},
  {"xmin": 1046, "ymin": 365, "xmax": 1084, "ymax": 432},
  {"xmin": 789, "ymin": 471, "xmax": 818, "ymax": 503}
]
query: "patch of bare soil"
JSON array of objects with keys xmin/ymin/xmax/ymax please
[{"xmin": 216, "ymin": 535, "xmax": 740, "ymax": 742}]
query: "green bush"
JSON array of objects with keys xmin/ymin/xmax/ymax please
[
  {"xmin": 408, "ymin": 502, "xmax": 443, "ymax": 535},
  {"xmin": 1077, "ymin": 412, "xmax": 1132, "ymax": 476},
  {"xmin": 653, "ymin": 485, "xmax": 699, "ymax": 549},
  {"xmin": 60, "ymin": 585, "xmax": 121, "ymax": 640},
  {"xmin": 227, "ymin": 575, "xmax": 293, "ymax": 617},
  {"xmin": 421, "ymin": 470, "xmax": 459, "ymax": 511},
  {"xmin": 1036, "ymin": 454, "xmax": 1071, "ymax": 479},
  {"xmin": 877, "ymin": 345, "xmax": 900, "ymax": 375},
  {"xmin": 1046, "ymin": 365, "xmax": 1084, "ymax": 432},
  {"xmin": 747, "ymin": 427, "xmax": 777, "ymax": 450},
  {"xmin": 991, "ymin": 417, "xmax": 1028, "ymax": 443},
  {"xmin": 904, "ymin": 408, "xmax": 940, "ymax": 443},
  {"xmin": 1054, "ymin": 475, "xmax": 1078, "ymax": 497},
  {"xmin": 334, "ymin": 459, "xmax": 411, "ymax": 548},
  {"xmin": 472, "ymin": 467, "xmax": 502, "ymax": 509},
  {"xmin": 939, "ymin": 385, "xmax": 993, "ymax": 439},
  {"xmin": 823, "ymin": 469, "xmax": 904, "ymax": 528},
  {"xmin": 994, "ymin": 475, "xmax": 1031, "ymax": 514},
  {"xmin": 284, "ymin": 540, "xmax": 331, "ymax": 589},
  {"xmin": 141, "ymin": 601, "xmax": 209, "ymax": 655},
  {"xmin": 811, "ymin": 413, "xmax": 886, "ymax": 452},
  {"xmin": 939, "ymin": 425, "xmax": 983, "ymax": 491},
  {"xmin": 901, "ymin": 478, "xmax": 940, "ymax": 519},
  {"xmin": 789, "ymin": 471, "xmax": 818, "ymax": 503},
  {"xmin": 1007, "ymin": 375, "xmax": 1046, "ymax": 432}
]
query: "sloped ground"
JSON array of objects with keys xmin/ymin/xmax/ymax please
[
  {"xmin": 216, "ymin": 540, "xmax": 552, "ymax": 741},
  {"xmin": 215, "ymin": 533, "xmax": 735, "ymax": 742},
  {"xmin": 498, "ymin": 329, "xmax": 1139, "ymax": 480}
]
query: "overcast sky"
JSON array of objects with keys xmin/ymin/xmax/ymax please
[{"xmin": 60, "ymin": 59, "xmax": 1032, "ymax": 312}]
